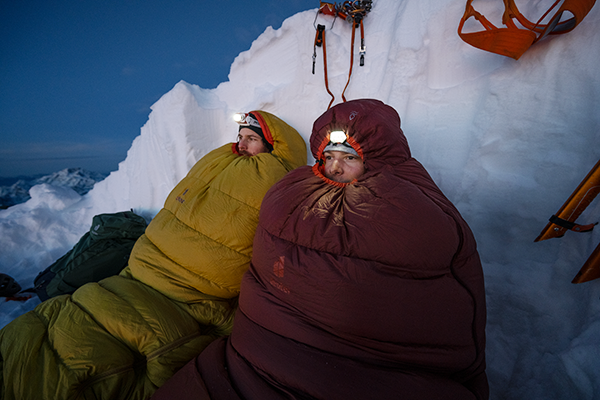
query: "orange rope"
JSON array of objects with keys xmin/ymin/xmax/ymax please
[
  {"xmin": 314, "ymin": 25, "xmax": 336, "ymax": 110},
  {"xmin": 321, "ymin": 29, "xmax": 336, "ymax": 109},
  {"xmin": 341, "ymin": 19, "xmax": 358, "ymax": 103}
]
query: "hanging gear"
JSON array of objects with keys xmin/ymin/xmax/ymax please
[
  {"xmin": 534, "ymin": 158, "xmax": 600, "ymax": 283},
  {"xmin": 0, "ymin": 273, "xmax": 21, "ymax": 297},
  {"xmin": 340, "ymin": 12, "xmax": 365, "ymax": 103},
  {"xmin": 340, "ymin": 0, "xmax": 370, "ymax": 66},
  {"xmin": 458, "ymin": 0, "xmax": 597, "ymax": 60},
  {"xmin": 313, "ymin": 21, "xmax": 336, "ymax": 109},
  {"xmin": 312, "ymin": 1, "xmax": 373, "ymax": 109}
]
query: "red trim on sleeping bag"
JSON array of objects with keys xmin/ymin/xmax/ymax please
[{"xmin": 252, "ymin": 111, "xmax": 274, "ymax": 147}]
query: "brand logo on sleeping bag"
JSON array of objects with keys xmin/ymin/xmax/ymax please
[
  {"xmin": 273, "ymin": 256, "xmax": 285, "ymax": 277},
  {"xmin": 176, "ymin": 188, "xmax": 189, "ymax": 204},
  {"xmin": 269, "ymin": 256, "xmax": 290, "ymax": 294}
]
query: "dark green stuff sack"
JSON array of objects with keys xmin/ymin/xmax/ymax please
[{"xmin": 32, "ymin": 210, "xmax": 147, "ymax": 301}]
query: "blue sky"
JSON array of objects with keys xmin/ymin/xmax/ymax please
[{"xmin": 0, "ymin": 0, "xmax": 312, "ymax": 177}]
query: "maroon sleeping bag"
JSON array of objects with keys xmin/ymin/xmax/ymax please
[{"xmin": 152, "ymin": 99, "xmax": 488, "ymax": 400}]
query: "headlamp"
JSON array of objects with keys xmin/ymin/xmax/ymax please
[
  {"xmin": 329, "ymin": 130, "xmax": 347, "ymax": 144},
  {"xmin": 233, "ymin": 112, "xmax": 261, "ymax": 129}
]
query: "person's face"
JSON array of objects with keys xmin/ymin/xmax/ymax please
[
  {"xmin": 237, "ymin": 128, "xmax": 269, "ymax": 156},
  {"xmin": 323, "ymin": 150, "xmax": 365, "ymax": 183}
]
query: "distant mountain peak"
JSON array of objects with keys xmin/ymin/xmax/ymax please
[{"xmin": 0, "ymin": 168, "xmax": 108, "ymax": 209}]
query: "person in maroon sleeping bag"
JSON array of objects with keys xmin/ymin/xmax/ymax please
[{"xmin": 152, "ymin": 98, "xmax": 489, "ymax": 400}]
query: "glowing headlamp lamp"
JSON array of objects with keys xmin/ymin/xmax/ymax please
[
  {"xmin": 329, "ymin": 130, "xmax": 348, "ymax": 144},
  {"xmin": 233, "ymin": 112, "xmax": 261, "ymax": 129}
]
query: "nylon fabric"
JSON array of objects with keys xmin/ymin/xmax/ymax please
[{"xmin": 126, "ymin": 145, "xmax": 292, "ymax": 301}]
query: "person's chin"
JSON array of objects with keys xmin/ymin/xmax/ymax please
[{"xmin": 327, "ymin": 175, "xmax": 349, "ymax": 183}]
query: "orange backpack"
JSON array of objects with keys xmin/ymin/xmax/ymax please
[{"xmin": 458, "ymin": 0, "xmax": 596, "ymax": 59}]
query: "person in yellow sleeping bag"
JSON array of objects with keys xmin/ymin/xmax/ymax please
[{"xmin": 0, "ymin": 110, "xmax": 307, "ymax": 400}]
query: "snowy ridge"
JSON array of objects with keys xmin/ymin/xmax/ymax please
[
  {"xmin": 1, "ymin": 1, "xmax": 600, "ymax": 398},
  {"xmin": 88, "ymin": 82, "xmax": 230, "ymax": 215}
]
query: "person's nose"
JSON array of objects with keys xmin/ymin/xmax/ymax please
[
  {"xmin": 238, "ymin": 138, "xmax": 248, "ymax": 150},
  {"xmin": 330, "ymin": 159, "xmax": 342, "ymax": 175}
]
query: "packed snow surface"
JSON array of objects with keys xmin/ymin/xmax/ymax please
[{"xmin": 1, "ymin": 1, "xmax": 599, "ymax": 399}]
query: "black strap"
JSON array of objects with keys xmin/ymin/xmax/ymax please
[
  {"xmin": 549, "ymin": 214, "xmax": 597, "ymax": 232},
  {"xmin": 316, "ymin": 24, "xmax": 325, "ymax": 47},
  {"xmin": 313, "ymin": 24, "xmax": 326, "ymax": 75}
]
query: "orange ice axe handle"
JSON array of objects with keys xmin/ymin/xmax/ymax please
[
  {"xmin": 572, "ymin": 242, "xmax": 600, "ymax": 284},
  {"xmin": 535, "ymin": 159, "xmax": 600, "ymax": 242}
]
